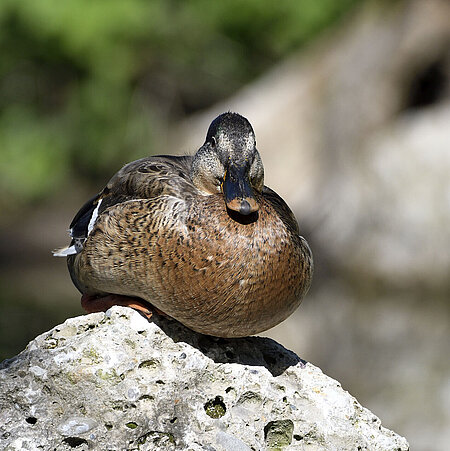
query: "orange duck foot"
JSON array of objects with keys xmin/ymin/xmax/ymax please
[{"xmin": 81, "ymin": 293, "xmax": 167, "ymax": 320}]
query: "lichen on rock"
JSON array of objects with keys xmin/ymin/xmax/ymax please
[{"xmin": 0, "ymin": 307, "xmax": 409, "ymax": 450}]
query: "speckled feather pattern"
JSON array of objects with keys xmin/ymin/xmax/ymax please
[{"xmin": 69, "ymin": 189, "xmax": 312, "ymax": 337}]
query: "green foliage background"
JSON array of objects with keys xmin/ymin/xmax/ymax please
[{"xmin": 0, "ymin": 0, "xmax": 360, "ymax": 212}]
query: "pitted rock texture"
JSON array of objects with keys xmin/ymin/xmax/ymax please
[{"xmin": 0, "ymin": 307, "xmax": 409, "ymax": 450}]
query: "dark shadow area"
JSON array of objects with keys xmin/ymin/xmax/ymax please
[
  {"xmin": 226, "ymin": 208, "xmax": 259, "ymax": 225},
  {"xmin": 149, "ymin": 312, "xmax": 306, "ymax": 377},
  {"xmin": 402, "ymin": 57, "xmax": 448, "ymax": 111}
]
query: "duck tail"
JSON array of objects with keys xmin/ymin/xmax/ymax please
[{"xmin": 52, "ymin": 245, "xmax": 77, "ymax": 257}]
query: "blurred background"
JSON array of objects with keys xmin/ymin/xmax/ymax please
[{"xmin": 0, "ymin": 0, "xmax": 449, "ymax": 449}]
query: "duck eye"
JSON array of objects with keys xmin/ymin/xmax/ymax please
[{"xmin": 210, "ymin": 136, "xmax": 216, "ymax": 148}]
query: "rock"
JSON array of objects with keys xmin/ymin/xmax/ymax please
[{"xmin": 0, "ymin": 307, "xmax": 408, "ymax": 450}]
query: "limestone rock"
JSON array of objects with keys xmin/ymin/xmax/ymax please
[{"xmin": 0, "ymin": 307, "xmax": 409, "ymax": 450}]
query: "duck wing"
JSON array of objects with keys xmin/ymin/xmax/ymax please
[
  {"xmin": 262, "ymin": 186, "xmax": 300, "ymax": 235},
  {"xmin": 53, "ymin": 155, "xmax": 195, "ymax": 257},
  {"xmin": 263, "ymin": 186, "xmax": 313, "ymax": 263}
]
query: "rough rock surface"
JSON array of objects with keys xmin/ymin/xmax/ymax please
[{"xmin": 0, "ymin": 307, "xmax": 408, "ymax": 450}]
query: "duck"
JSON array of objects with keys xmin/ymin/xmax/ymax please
[{"xmin": 54, "ymin": 112, "xmax": 313, "ymax": 338}]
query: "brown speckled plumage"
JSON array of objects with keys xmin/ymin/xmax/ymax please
[{"xmin": 60, "ymin": 112, "xmax": 313, "ymax": 337}]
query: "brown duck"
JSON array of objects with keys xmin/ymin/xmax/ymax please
[{"xmin": 54, "ymin": 112, "xmax": 313, "ymax": 337}]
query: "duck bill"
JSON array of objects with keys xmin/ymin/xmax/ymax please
[{"xmin": 223, "ymin": 164, "xmax": 259, "ymax": 215}]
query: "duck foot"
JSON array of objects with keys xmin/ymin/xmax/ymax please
[{"xmin": 81, "ymin": 293, "xmax": 166, "ymax": 320}]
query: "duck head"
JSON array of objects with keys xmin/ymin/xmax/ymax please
[{"xmin": 191, "ymin": 112, "xmax": 264, "ymax": 215}]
